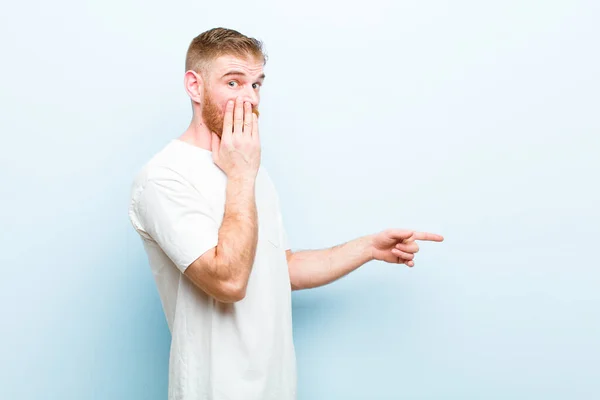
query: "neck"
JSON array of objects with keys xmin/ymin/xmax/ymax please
[{"xmin": 178, "ymin": 113, "xmax": 214, "ymax": 152}]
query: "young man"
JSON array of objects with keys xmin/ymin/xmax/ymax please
[{"xmin": 128, "ymin": 27, "xmax": 444, "ymax": 400}]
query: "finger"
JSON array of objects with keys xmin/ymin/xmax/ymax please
[
  {"xmin": 412, "ymin": 232, "xmax": 444, "ymax": 242},
  {"xmin": 233, "ymin": 97, "xmax": 243, "ymax": 134},
  {"xmin": 387, "ymin": 229, "xmax": 414, "ymax": 241},
  {"xmin": 222, "ymin": 100, "xmax": 234, "ymax": 139},
  {"xmin": 243, "ymin": 101, "xmax": 252, "ymax": 135},
  {"xmin": 392, "ymin": 248, "xmax": 414, "ymax": 260},
  {"xmin": 398, "ymin": 258, "xmax": 414, "ymax": 267},
  {"xmin": 396, "ymin": 242, "xmax": 419, "ymax": 253},
  {"xmin": 252, "ymin": 112, "xmax": 260, "ymax": 142}
]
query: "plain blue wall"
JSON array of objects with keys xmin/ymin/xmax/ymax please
[{"xmin": 1, "ymin": 0, "xmax": 599, "ymax": 399}]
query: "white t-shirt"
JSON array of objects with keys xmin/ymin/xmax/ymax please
[{"xmin": 128, "ymin": 139, "xmax": 297, "ymax": 400}]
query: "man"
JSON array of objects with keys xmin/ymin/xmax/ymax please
[{"xmin": 128, "ymin": 27, "xmax": 444, "ymax": 400}]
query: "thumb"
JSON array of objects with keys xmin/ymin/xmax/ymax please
[
  {"xmin": 388, "ymin": 229, "xmax": 414, "ymax": 241},
  {"xmin": 404, "ymin": 234, "xmax": 416, "ymax": 243}
]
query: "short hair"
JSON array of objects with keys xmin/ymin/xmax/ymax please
[{"xmin": 185, "ymin": 27, "xmax": 267, "ymax": 74}]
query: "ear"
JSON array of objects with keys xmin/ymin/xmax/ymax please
[{"xmin": 184, "ymin": 70, "xmax": 204, "ymax": 104}]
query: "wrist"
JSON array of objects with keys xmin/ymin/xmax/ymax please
[
  {"xmin": 228, "ymin": 172, "xmax": 257, "ymax": 186},
  {"xmin": 362, "ymin": 234, "xmax": 376, "ymax": 262}
]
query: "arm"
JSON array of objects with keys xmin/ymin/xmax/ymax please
[
  {"xmin": 286, "ymin": 229, "xmax": 444, "ymax": 291},
  {"xmin": 184, "ymin": 176, "xmax": 257, "ymax": 302},
  {"xmin": 286, "ymin": 235, "xmax": 374, "ymax": 290},
  {"xmin": 184, "ymin": 98, "xmax": 261, "ymax": 303}
]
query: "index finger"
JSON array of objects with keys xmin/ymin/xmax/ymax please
[
  {"xmin": 233, "ymin": 97, "xmax": 244, "ymax": 133},
  {"xmin": 222, "ymin": 100, "xmax": 234, "ymax": 139},
  {"xmin": 412, "ymin": 232, "xmax": 444, "ymax": 242}
]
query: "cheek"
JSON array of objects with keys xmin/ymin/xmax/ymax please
[
  {"xmin": 215, "ymin": 95, "xmax": 233, "ymax": 112},
  {"xmin": 206, "ymin": 88, "xmax": 228, "ymax": 107}
]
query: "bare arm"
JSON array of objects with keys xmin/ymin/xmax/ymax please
[
  {"xmin": 184, "ymin": 97, "xmax": 261, "ymax": 303},
  {"xmin": 287, "ymin": 230, "xmax": 444, "ymax": 291},
  {"xmin": 184, "ymin": 176, "xmax": 257, "ymax": 302},
  {"xmin": 286, "ymin": 236, "xmax": 374, "ymax": 290}
]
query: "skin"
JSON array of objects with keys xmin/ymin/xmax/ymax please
[{"xmin": 178, "ymin": 54, "xmax": 444, "ymax": 302}]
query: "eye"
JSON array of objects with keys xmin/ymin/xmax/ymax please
[
  {"xmin": 227, "ymin": 81, "xmax": 238, "ymax": 88},
  {"xmin": 252, "ymin": 83, "xmax": 261, "ymax": 90}
]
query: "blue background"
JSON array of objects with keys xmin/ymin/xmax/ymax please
[{"xmin": 1, "ymin": 0, "xmax": 599, "ymax": 399}]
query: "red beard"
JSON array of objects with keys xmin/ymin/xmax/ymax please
[{"xmin": 202, "ymin": 93, "xmax": 259, "ymax": 137}]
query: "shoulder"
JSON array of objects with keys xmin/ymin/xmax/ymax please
[
  {"xmin": 130, "ymin": 146, "xmax": 185, "ymax": 196},
  {"xmin": 130, "ymin": 140, "xmax": 218, "ymax": 196},
  {"xmin": 128, "ymin": 141, "xmax": 203, "ymax": 221}
]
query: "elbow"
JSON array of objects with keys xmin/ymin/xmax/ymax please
[
  {"xmin": 185, "ymin": 254, "xmax": 250, "ymax": 303},
  {"xmin": 217, "ymin": 279, "xmax": 248, "ymax": 303}
]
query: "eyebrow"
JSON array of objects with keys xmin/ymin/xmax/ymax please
[{"xmin": 221, "ymin": 70, "xmax": 266, "ymax": 81}]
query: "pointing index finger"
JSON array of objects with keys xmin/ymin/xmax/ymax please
[{"xmin": 412, "ymin": 232, "xmax": 444, "ymax": 242}]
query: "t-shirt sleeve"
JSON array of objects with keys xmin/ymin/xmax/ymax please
[{"xmin": 134, "ymin": 175, "xmax": 219, "ymax": 273}]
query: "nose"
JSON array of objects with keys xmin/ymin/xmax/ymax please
[{"xmin": 241, "ymin": 87, "xmax": 259, "ymax": 108}]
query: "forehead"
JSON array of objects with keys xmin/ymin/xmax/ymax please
[{"xmin": 209, "ymin": 54, "xmax": 264, "ymax": 78}]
